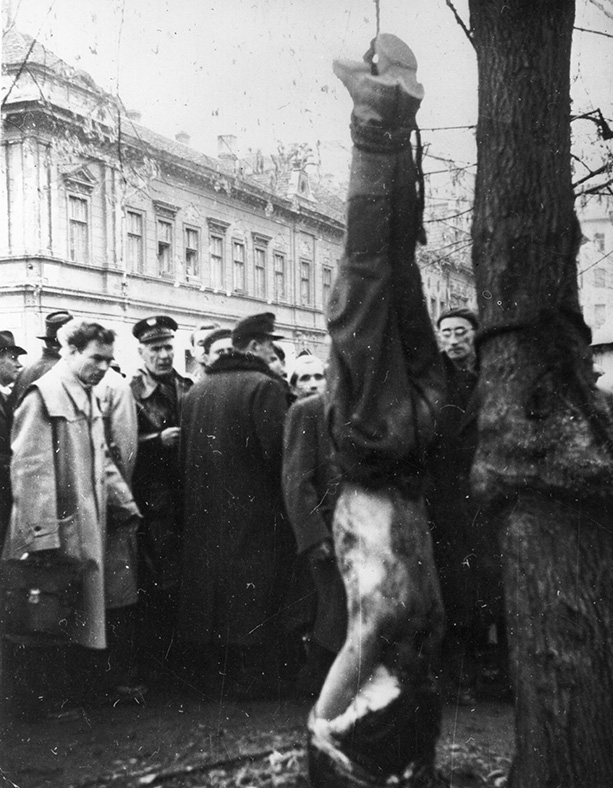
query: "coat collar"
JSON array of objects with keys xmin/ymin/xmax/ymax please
[
  {"xmin": 35, "ymin": 359, "xmax": 97, "ymax": 418},
  {"xmin": 131, "ymin": 367, "xmax": 192, "ymax": 400},
  {"xmin": 206, "ymin": 350, "xmax": 278, "ymax": 380}
]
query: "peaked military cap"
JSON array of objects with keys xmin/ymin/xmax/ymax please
[
  {"xmin": 0, "ymin": 330, "xmax": 27, "ymax": 355},
  {"xmin": 232, "ymin": 312, "xmax": 284, "ymax": 347},
  {"xmin": 133, "ymin": 315, "xmax": 178, "ymax": 344},
  {"xmin": 37, "ymin": 310, "xmax": 73, "ymax": 340}
]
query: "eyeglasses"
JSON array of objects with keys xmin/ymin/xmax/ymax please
[{"xmin": 439, "ymin": 327, "xmax": 473, "ymax": 338}]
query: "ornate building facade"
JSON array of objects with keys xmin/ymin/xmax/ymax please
[
  {"xmin": 2, "ymin": 29, "xmax": 480, "ymax": 374},
  {"xmin": 1, "ymin": 30, "xmax": 344, "ymax": 373}
]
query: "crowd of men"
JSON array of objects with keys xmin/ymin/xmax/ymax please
[{"xmin": 0, "ymin": 303, "xmax": 505, "ymax": 721}]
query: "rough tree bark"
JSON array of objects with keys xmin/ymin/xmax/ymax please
[{"xmin": 468, "ymin": 1, "xmax": 613, "ymax": 786}]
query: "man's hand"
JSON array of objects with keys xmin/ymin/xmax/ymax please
[{"xmin": 160, "ymin": 427, "xmax": 181, "ymax": 448}]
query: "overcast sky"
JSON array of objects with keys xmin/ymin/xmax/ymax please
[{"xmin": 7, "ymin": 0, "xmax": 613, "ymax": 181}]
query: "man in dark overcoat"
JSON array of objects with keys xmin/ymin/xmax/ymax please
[
  {"xmin": 178, "ymin": 312, "xmax": 292, "ymax": 699},
  {"xmin": 0, "ymin": 331, "xmax": 26, "ymax": 547},
  {"xmin": 282, "ymin": 380, "xmax": 346, "ymax": 697},
  {"xmin": 427, "ymin": 307, "xmax": 504, "ymax": 704},
  {"xmin": 130, "ymin": 315, "xmax": 192, "ymax": 679}
]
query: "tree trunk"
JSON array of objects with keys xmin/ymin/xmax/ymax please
[{"xmin": 468, "ymin": 1, "xmax": 613, "ymax": 785}]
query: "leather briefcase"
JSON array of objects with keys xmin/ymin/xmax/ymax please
[{"xmin": 0, "ymin": 555, "xmax": 82, "ymax": 642}]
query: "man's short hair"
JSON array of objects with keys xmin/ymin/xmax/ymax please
[
  {"xmin": 203, "ymin": 328, "xmax": 232, "ymax": 355},
  {"xmin": 437, "ymin": 307, "xmax": 479, "ymax": 330},
  {"xmin": 57, "ymin": 318, "xmax": 115, "ymax": 352},
  {"xmin": 289, "ymin": 355, "xmax": 325, "ymax": 387}
]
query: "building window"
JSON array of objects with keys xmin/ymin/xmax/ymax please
[
  {"xmin": 185, "ymin": 226, "xmax": 200, "ymax": 278},
  {"xmin": 594, "ymin": 268, "xmax": 606, "ymax": 288},
  {"xmin": 595, "ymin": 303, "xmax": 607, "ymax": 328},
  {"xmin": 274, "ymin": 253, "xmax": 286, "ymax": 302},
  {"xmin": 68, "ymin": 195, "xmax": 89, "ymax": 263},
  {"xmin": 126, "ymin": 210, "xmax": 144, "ymax": 273},
  {"xmin": 233, "ymin": 240, "xmax": 246, "ymax": 293},
  {"xmin": 594, "ymin": 232, "xmax": 605, "ymax": 253},
  {"xmin": 210, "ymin": 234, "xmax": 224, "ymax": 289},
  {"xmin": 255, "ymin": 246, "xmax": 266, "ymax": 299},
  {"xmin": 157, "ymin": 219, "xmax": 173, "ymax": 277},
  {"xmin": 300, "ymin": 260, "xmax": 312, "ymax": 306},
  {"xmin": 323, "ymin": 266, "xmax": 333, "ymax": 307}
]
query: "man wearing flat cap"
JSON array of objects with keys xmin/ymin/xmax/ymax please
[
  {"xmin": 129, "ymin": 315, "xmax": 192, "ymax": 680},
  {"xmin": 178, "ymin": 312, "xmax": 294, "ymax": 698},
  {"xmin": 9, "ymin": 310, "xmax": 73, "ymax": 410},
  {"xmin": 0, "ymin": 331, "xmax": 27, "ymax": 547}
]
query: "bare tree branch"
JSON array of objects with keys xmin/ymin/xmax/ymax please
[
  {"xmin": 588, "ymin": 0, "xmax": 613, "ymax": 23},
  {"xmin": 445, "ymin": 0, "xmax": 474, "ymax": 46},
  {"xmin": 573, "ymin": 163, "xmax": 611, "ymax": 189}
]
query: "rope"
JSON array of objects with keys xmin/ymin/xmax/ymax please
[
  {"xmin": 374, "ymin": 0, "xmax": 380, "ymax": 37},
  {"xmin": 474, "ymin": 307, "xmax": 592, "ymax": 350}
]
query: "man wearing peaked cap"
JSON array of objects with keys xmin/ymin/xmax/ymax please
[
  {"xmin": 132, "ymin": 315, "xmax": 178, "ymax": 344},
  {"xmin": 231, "ymin": 312, "xmax": 285, "ymax": 362},
  {"xmin": 178, "ymin": 311, "xmax": 294, "ymax": 698},
  {"xmin": 129, "ymin": 315, "xmax": 192, "ymax": 680},
  {"xmin": 9, "ymin": 310, "xmax": 73, "ymax": 410}
]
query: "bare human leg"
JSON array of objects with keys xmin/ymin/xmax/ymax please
[{"xmin": 307, "ymin": 35, "xmax": 447, "ymax": 788}]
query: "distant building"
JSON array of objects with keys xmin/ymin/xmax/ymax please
[
  {"xmin": 1, "ymin": 29, "xmax": 344, "ymax": 373},
  {"xmin": 419, "ymin": 179, "xmax": 476, "ymax": 322},
  {"xmin": 577, "ymin": 194, "xmax": 613, "ymax": 333}
]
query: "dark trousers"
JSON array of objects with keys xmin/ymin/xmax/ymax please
[{"xmin": 309, "ymin": 105, "xmax": 446, "ymax": 785}]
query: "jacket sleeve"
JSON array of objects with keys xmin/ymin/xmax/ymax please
[
  {"xmin": 252, "ymin": 377, "xmax": 288, "ymax": 479},
  {"xmin": 5, "ymin": 388, "xmax": 61, "ymax": 554},
  {"xmin": 105, "ymin": 374, "xmax": 138, "ymax": 483},
  {"xmin": 105, "ymin": 449, "xmax": 141, "ymax": 526},
  {"xmin": 282, "ymin": 401, "xmax": 330, "ymax": 555}
]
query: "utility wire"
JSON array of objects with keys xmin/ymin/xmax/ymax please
[
  {"xmin": 578, "ymin": 247, "xmax": 613, "ymax": 276},
  {"xmin": 574, "ymin": 25, "xmax": 613, "ymax": 39}
]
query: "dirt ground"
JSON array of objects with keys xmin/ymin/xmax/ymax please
[{"xmin": 0, "ymin": 677, "xmax": 514, "ymax": 788}]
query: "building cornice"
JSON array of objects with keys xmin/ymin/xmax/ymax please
[{"xmin": 3, "ymin": 98, "xmax": 345, "ymax": 235}]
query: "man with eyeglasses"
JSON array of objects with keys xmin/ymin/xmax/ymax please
[
  {"xmin": 437, "ymin": 308, "xmax": 478, "ymax": 374},
  {"xmin": 429, "ymin": 307, "xmax": 504, "ymax": 706}
]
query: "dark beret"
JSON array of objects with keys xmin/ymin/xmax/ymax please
[
  {"xmin": 437, "ymin": 307, "xmax": 479, "ymax": 330},
  {"xmin": 203, "ymin": 328, "xmax": 232, "ymax": 354}
]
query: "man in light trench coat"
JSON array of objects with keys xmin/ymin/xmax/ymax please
[{"xmin": 2, "ymin": 319, "xmax": 141, "ymax": 719}]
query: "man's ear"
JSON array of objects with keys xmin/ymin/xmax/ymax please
[
  {"xmin": 137, "ymin": 344, "xmax": 144, "ymax": 360},
  {"xmin": 245, "ymin": 339, "xmax": 259, "ymax": 354}
]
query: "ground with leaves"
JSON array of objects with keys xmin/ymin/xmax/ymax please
[{"xmin": 0, "ymin": 681, "xmax": 513, "ymax": 788}]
